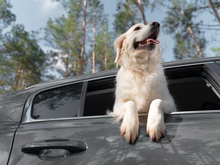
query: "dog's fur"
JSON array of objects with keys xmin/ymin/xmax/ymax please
[{"xmin": 111, "ymin": 23, "xmax": 176, "ymax": 143}]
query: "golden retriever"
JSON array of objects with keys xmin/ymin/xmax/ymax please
[{"xmin": 111, "ymin": 22, "xmax": 176, "ymax": 143}]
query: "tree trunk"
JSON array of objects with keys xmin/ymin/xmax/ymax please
[
  {"xmin": 183, "ymin": 52, "xmax": 188, "ymax": 59},
  {"xmin": 25, "ymin": 70, "xmax": 32, "ymax": 89},
  {"xmin": 180, "ymin": 7, "xmax": 203, "ymax": 58},
  {"xmin": 14, "ymin": 65, "xmax": 22, "ymax": 91},
  {"xmin": 92, "ymin": 20, "xmax": 96, "ymax": 73},
  {"xmin": 73, "ymin": 60, "xmax": 77, "ymax": 76},
  {"xmin": 209, "ymin": 0, "xmax": 220, "ymax": 24},
  {"xmin": 73, "ymin": 53, "xmax": 79, "ymax": 76},
  {"xmin": 104, "ymin": 43, "xmax": 107, "ymax": 70},
  {"xmin": 65, "ymin": 52, "xmax": 69, "ymax": 78},
  {"xmin": 65, "ymin": 33, "xmax": 71, "ymax": 78},
  {"xmin": 80, "ymin": 0, "xmax": 87, "ymax": 75},
  {"xmin": 20, "ymin": 71, "xmax": 26, "ymax": 90},
  {"xmin": 187, "ymin": 26, "xmax": 203, "ymax": 57},
  {"xmin": 137, "ymin": 0, "xmax": 147, "ymax": 25}
]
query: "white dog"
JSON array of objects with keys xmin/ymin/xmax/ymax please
[{"xmin": 112, "ymin": 22, "xmax": 176, "ymax": 143}]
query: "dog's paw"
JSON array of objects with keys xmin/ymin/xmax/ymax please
[
  {"xmin": 147, "ymin": 113, "xmax": 165, "ymax": 142},
  {"xmin": 120, "ymin": 117, "xmax": 139, "ymax": 143}
]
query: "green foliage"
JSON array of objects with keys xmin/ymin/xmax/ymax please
[
  {"xmin": 45, "ymin": 16, "xmax": 81, "ymax": 77},
  {"xmin": 113, "ymin": 0, "xmax": 149, "ymax": 35},
  {"xmin": 87, "ymin": 0, "xmax": 105, "ymax": 29},
  {"xmin": 163, "ymin": 0, "xmax": 206, "ymax": 60},
  {"xmin": 114, "ymin": 1, "xmax": 138, "ymax": 34},
  {"xmin": 2, "ymin": 0, "xmax": 219, "ymax": 95},
  {"xmin": 44, "ymin": 0, "xmax": 87, "ymax": 77},
  {"xmin": 49, "ymin": 0, "xmax": 115, "ymax": 75},
  {"xmin": 94, "ymin": 19, "xmax": 115, "ymax": 71},
  {"xmin": 173, "ymin": 31, "xmax": 206, "ymax": 60},
  {"xmin": 211, "ymin": 47, "xmax": 220, "ymax": 56},
  {"xmin": 86, "ymin": 0, "xmax": 115, "ymax": 72},
  {"xmin": 0, "ymin": 0, "xmax": 15, "ymax": 32},
  {"xmin": 0, "ymin": 24, "xmax": 48, "ymax": 94},
  {"xmin": 163, "ymin": 0, "xmax": 195, "ymax": 35}
]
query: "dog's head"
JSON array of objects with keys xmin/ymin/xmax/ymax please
[{"xmin": 114, "ymin": 22, "xmax": 162, "ymax": 71}]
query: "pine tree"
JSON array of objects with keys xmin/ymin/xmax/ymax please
[
  {"xmin": 44, "ymin": 12, "xmax": 81, "ymax": 77},
  {"xmin": 46, "ymin": 0, "xmax": 88, "ymax": 76},
  {"xmin": 0, "ymin": 0, "xmax": 15, "ymax": 33},
  {"xmin": 163, "ymin": 0, "xmax": 206, "ymax": 60},
  {"xmin": 0, "ymin": 24, "xmax": 47, "ymax": 94},
  {"xmin": 208, "ymin": 0, "xmax": 220, "ymax": 24},
  {"xmin": 173, "ymin": 32, "xmax": 206, "ymax": 60},
  {"xmin": 87, "ymin": 0, "xmax": 106, "ymax": 73},
  {"xmin": 95, "ymin": 19, "xmax": 115, "ymax": 72},
  {"xmin": 80, "ymin": 0, "xmax": 87, "ymax": 75},
  {"xmin": 113, "ymin": 0, "xmax": 149, "ymax": 35}
]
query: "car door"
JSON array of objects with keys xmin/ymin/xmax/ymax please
[
  {"xmin": 8, "ymin": 112, "xmax": 220, "ymax": 164},
  {"xmin": 0, "ymin": 90, "xmax": 33, "ymax": 165},
  {"xmin": 6, "ymin": 80, "xmax": 120, "ymax": 165},
  {"xmin": 8, "ymin": 61, "xmax": 220, "ymax": 165}
]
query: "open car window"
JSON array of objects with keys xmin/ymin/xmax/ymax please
[
  {"xmin": 84, "ymin": 78, "xmax": 115, "ymax": 116},
  {"xmin": 168, "ymin": 77, "xmax": 220, "ymax": 111},
  {"xmin": 83, "ymin": 64, "xmax": 220, "ymax": 116}
]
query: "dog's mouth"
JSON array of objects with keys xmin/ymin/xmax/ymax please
[{"xmin": 134, "ymin": 32, "xmax": 160, "ymax": 50}]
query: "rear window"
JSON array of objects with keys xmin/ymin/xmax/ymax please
[
  {"xmin": 83, "ymin": 76, "xmax": 220, "ymax": 116},
  {"xmin": 168, "ymin": 77, "xmax": 220, "ymax": 111},
  {"xmin": 32, "ymin": 83, "xmax": 83, "ymax": 119},
  {"xmin": 83, "ymin": 65, "xmax": 220, "ymax": 116}
]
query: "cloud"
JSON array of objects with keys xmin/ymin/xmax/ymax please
[{"xmin": 34, "ymin": 0, "xmax": 60, "ymax": 13}]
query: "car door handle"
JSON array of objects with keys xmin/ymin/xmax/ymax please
[{"xmin": 21, "ymin": 139, "xmax": 87, "ymax": 155}]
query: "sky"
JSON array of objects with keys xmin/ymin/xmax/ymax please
[{"xmin": 9, "ymin": 0, "xmax": 218, "ymax": 66}]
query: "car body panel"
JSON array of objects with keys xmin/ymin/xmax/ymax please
[
  {"xmin": 0, "ymin": 90, "xmax": 33, "ymax": 165},
  {"xmin": 0, "ymin": 121, "xmax": 18, "ymax": 165},
  {"xmin": 8, "ymin": 113, "xmax": 220, "ymax": 165}
]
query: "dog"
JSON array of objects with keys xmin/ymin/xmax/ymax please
[{"xmin": 111, "ymin": 22, "xmax": 176, "ymax": 143}]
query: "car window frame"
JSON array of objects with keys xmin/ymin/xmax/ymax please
[
  {"xmin": 21, "ymin": 61, "xmax": 220, "ymax": 124},
  {"xmin": 21, "ymin": 75, "xmax": 116, "ymax": 123}
]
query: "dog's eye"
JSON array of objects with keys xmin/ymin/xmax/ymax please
[{"xmin": 134, "ymin": 27, "xmax": 141, "ymax": 31}]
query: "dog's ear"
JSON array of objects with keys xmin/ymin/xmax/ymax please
[{"xmin": 114, "ymin": 34, "xmax": 126, "ymax": 64}]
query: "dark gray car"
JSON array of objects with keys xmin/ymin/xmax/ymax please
[{"xmin": 1, "ymin": 57, "xmax": 220, "ymax": 165}]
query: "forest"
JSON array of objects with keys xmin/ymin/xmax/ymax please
[{"xmin": 0, "ymin": 0, "xmax": 220, "ymax": 94}]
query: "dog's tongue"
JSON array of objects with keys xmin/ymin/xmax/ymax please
[{"xmin": 147, "ymin": 38, "xmax": 160, "ymax": 44}]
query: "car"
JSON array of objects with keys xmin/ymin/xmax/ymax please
[{"xmin": 1, "ymin": 56, "xmax": 220, "ymax": 165}]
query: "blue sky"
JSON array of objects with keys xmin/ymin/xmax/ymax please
[{"xmin": 9, "ymin": 0, "xmax": 218, "ymax": 65}]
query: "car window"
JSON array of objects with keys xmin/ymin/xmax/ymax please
[
  {"xmin": 32, "ymin": 83, "xmax": 83, "ymax": 119},
  {"xmin": 83, "ymin": 65, "xmax": 220, "ymax": 116},
  {"xmin": 84, "ymin": 78, "xmax": 115, "ymax": 116},
  {"xmin": 168, "ymin": 77, "xmax": 220, "ymax": 111}
]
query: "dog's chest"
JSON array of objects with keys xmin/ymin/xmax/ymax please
[
  {"xmin": 132, "ymin": 76, "xmax": 157, "ymax": 111},
  {"xmin": 117, "ymin": 71, "xmax": 159, "ymax": 112}
]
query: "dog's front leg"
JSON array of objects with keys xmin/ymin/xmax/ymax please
[
  {"xmin": 147, "ymin": 99, "xmax": 174, "ymax": 141},
  {"xmin": 120, "ymin": 101, "xmax": 139, "ymax": 143}
]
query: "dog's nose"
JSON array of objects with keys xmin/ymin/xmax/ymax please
[{"xmin": 151, "ymin": 22, "xmax": 160, "ymax": 28}]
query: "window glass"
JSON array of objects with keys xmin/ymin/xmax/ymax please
[{"xmin": 32, "ymin": 83, "xmax": 83, "ymax": 119}]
